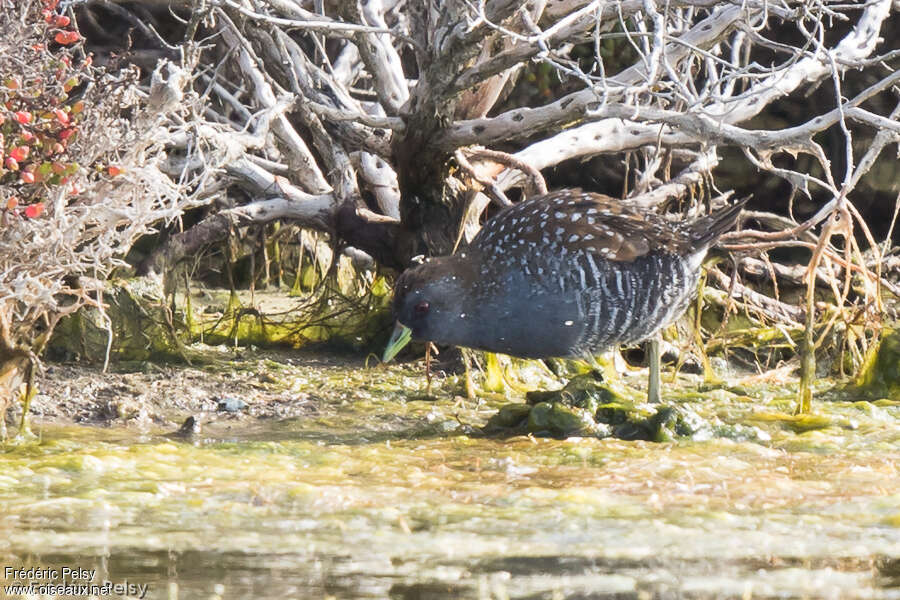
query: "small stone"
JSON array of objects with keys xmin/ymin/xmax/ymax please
[
  {"xmin": 168, "ymin": 415, "xmax": 201, "ymax": 439},
  {"xmin": 854, "ymin": 328, "xmax": 900, "ymax": 398},
  {"xmin": 527, "ymin": 401, "xmax": 603, "ymax": 437},
  {"xmin": 484, "ymin": 403, "xmax": 532, "ymax": 430},
  {"xmin": 217, "ymin": 397, "xmax": 247, "ymax": 412}
]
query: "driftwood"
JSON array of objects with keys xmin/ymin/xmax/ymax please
[{"xmin": 70, "ymin": 0, "xmax": 897, "ymax": 274}]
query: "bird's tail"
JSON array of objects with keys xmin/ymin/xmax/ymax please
[{"xmin": 689, "ymin": 196, "xmax": 750, "ymax": 249}]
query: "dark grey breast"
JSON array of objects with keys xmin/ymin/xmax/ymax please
[{"xmin": 391, "ymin": 189, "xmax": 746, "ymax": 360}]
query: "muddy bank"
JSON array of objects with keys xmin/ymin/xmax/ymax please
[{"xmin": 23, "ymin": 350, "xmax": 350, "ymax": 429}]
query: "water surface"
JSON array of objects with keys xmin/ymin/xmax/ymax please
[{"xmin": 2, "ymin": 357, "xmax": 899, "ymax": 599}]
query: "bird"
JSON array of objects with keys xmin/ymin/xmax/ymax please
[{"xmin": 383, "ymin": 189, "xmax": 747, "ymax": 403}]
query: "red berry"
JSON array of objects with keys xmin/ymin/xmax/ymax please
[
  {"xmin": 14, "ymin": 111, "xmax": 32, "ymax": 124},
  {"xmin": 24, "ymin": 203, "xmax": 44, "ymax": 218},
  {"xmin": 6, "ymin": 197, "xmax": 18, "ymax": 211},
  {"xmin": 54, "ymin": 109, "xmax": 69, "ymax": 124},
  {"xmin": 58, "ymin": 128, "xmax": 76, "ymax": 141},
  {"xmin": 21, "ymin": 131, "xmax": 34, "ymax": 142},
  {"xmin": 54, "ymin": 31, "xmax": 80, "ymax": 45},
  {"xmin": 53, "ymin": 15, "xmax": 70, "ymax": 27},
  {"xmin": 20, "ymin": 172, "xmax": 35, "ymax": 184},
  {"xmin": 9, "ymin": 146, "xmax": 29, "ymax": 162},
  {"xmin": 5, "ymin": 157, "xmax": 19, "ymax": 171}
]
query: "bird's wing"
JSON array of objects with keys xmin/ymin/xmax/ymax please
[{"xmin": 472, "ymin": 189, "xmax": 687, "ymax": 263}]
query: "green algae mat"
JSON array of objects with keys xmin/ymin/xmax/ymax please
[{"xmin": 1, "ymin": 352, "xmax": 899, "ymax": 599}]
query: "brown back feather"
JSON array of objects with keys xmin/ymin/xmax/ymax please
[{"xmin": 473, "ymin": 189, "xmax": 692, "ymax": 263}]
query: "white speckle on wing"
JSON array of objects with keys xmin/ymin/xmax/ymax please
[{"xmin": 564, "ymin": 320, "xmax": 574, "ymax": 326}]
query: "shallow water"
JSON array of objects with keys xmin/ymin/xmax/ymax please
[{"xmin": 2, "ymin": 358, "xmax": 900, "ymax": 599}]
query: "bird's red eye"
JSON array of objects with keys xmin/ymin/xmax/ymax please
[{"xmin": 414, "ymin": 301, "xmax": 430, "ymax": 316}]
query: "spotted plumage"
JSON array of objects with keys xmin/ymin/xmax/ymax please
[{"xmin": 389, "ymin": 189, "xmax": 746, "ymax": 360}]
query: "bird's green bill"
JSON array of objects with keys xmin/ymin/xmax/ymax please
[{"xmin": 382, "ymin": 322, "xmax": 412, "ymax": 363}]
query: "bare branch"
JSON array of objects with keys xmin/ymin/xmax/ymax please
[
  {"xmin": 339, "ymin": 0, "xmax": 409, "ymax": 115},
  {"xmin": 217, "ymin": 9, "xmax": 330, "ymax": 193},
  {"xmin": 440, "ymin": 4, "xmax": 747, "ymax": 149}
]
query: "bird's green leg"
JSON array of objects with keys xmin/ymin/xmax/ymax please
[
  {"xmin": 482, "ymin": 352, "xmax": 505, "ymax": 393},
  {"xmin": 647, "ymin": 335, "xmax": 661, "ymax": 404},
  {"xmin": 463, "ymin": 349, "xmax": 477, "ymax": 400},
  {"xmin": 425, "ymin": 343, "xmax": 433, "ymax": 395}
]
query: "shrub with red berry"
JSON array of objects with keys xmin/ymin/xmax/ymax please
[
  {"xmin": 1, "ymin": 0, "xmax": 193, "ymax": 404},
  {"xmin": 0, "ymin": 0, "xmax": 97, "ymax": 220}
]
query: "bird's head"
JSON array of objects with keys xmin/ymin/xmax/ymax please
[{"xmin": 382, "ymin": 256, "xmax": 471, "ymax": 362}]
